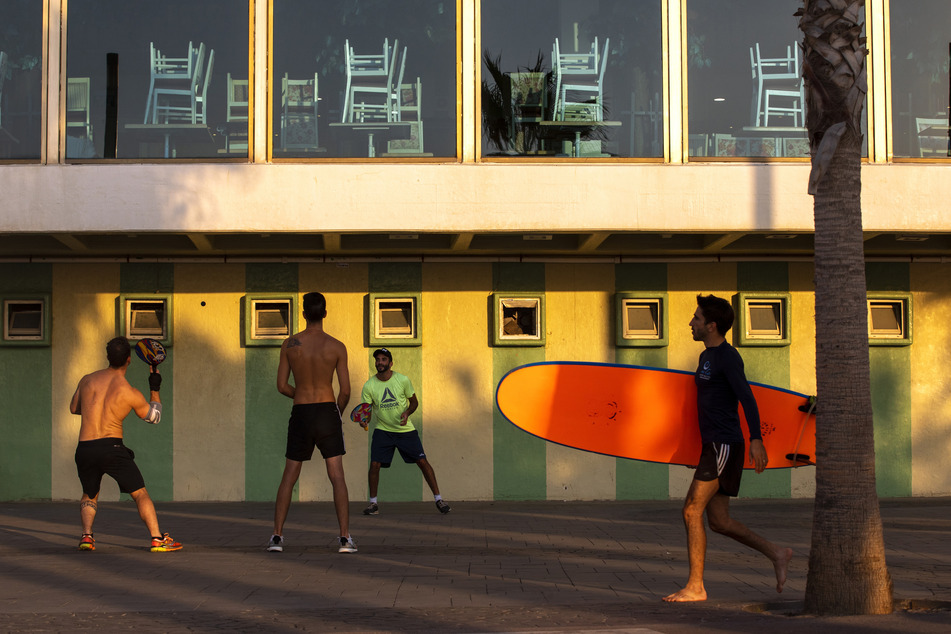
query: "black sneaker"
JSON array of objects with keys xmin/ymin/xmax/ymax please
[
  {"xmin": 363, "ymin": 502, "xmax": 379, "ymax": 515},
  {"xmin": 436, "ymin": 499, "xmax": 451, "ymax": 514},
  {"xmin": 266, "ymin": 534, "xmax": 284, "ymax": 552}
]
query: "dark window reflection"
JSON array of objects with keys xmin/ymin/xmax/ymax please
[
  {"xmin": 481, "ymin": 0, "xmax": 663, "ymax": 159},
  {"xmin": 66, "ymin": 0, "xmax": 249, "ymax": 160},
  {"xmin": 0, "ymin": 0, "xmax": 43, "ymax": 161},
  {"xmin": 889, "ymin": 0, "xmax": 950, "ymax": 159},
  {"xmin": 272, "ymin": 0, "xmax": 456, "ymax": 159},
  {"xmin": 687, "ymin": 0, "xmax": 867, "ymax": 160}
]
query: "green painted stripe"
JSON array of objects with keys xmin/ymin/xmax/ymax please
[
  {"xmin": 615, "ymin": 263, "xmax": 669, "ymax": 500},
  {"xmin": 120, "ymin": 264, "xmax": 174, "ymax": 501},
  {"xmin": 367, "ymin": 263, "xmax": 423, "ymax": 501},
  {"xmin": 867, "ymin": 263, "xmax": 912, "ymax": 497},
  {"xmin": 492, "ymin": 263, "xmax": 547, "ymax": 500},
  {"xmin": 0, "ymin": 264, "xmax": 52, "ymax": 500},
  {"xmin": 736, "ymin": 262, "xmax": 790, "ymax": 498},
  {"xmin": 245, "ymin": 264, "xmax": 299, "ymax": 501}
]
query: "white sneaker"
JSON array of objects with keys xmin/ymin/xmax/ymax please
[
  {"xmin": 266, "ymin": 534, "xmax": 284, "ymax": 552},
  {"xmin": 338, "ymin": 536, "xmax": 357, "ymax": 553}
]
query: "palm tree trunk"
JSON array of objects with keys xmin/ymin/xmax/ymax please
[{"xmin": 799, "ymin": 0, "xmax": 893, "ymax": 615}]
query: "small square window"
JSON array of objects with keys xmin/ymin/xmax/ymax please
[
  {"xmin": 118, "ymin": 295, "xmax": 172, "ymax": 344},
  {"xmin": 243, "ymin": 294, "xmax": 297, "ymax": 347},
  {"xmin": 369, "ymin": 293, "xmax": 421, "ymax": 346},
  {"xmin": 492, "ymin": 293, "xmax": 545, "ymax": 347},
  {"xmin": 252, "ymin": 300, "xmax": 291, "ymax": 338},
  {"xmin": 736, "ymin": 293, "xmax": 790, "ymax": 347},
  {"xmin": 616, "ymin": 293, "xmax": 668, "ymax": 347},
  {"xmin": 1, "ymin": 296, "xmax": 50, "ymax": 346},
  {"xmin": 867, "ymin": 293, "xmax": 912, "ymax": 346}
]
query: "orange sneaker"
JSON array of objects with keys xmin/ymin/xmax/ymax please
[
  {"xmin": 78, "ymin": 534, "xmax": 95, "ymax": 551},
  {"xmin": 150, "ymin": 533, "xmax": 182, "ymax": 552}
]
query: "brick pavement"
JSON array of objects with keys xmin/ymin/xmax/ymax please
[{"xmin": 0, "ymin": 498, "xmax": 949, "ymax": 632}]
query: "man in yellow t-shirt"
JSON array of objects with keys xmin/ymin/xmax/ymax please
[{"xmin": 360, "ymin": 348, "xmax": 450, "ymax": 515}]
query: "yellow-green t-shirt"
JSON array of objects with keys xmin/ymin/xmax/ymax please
[{"xmin": 361, "ymin": 372, "xmax": 416, "ymax": 433}]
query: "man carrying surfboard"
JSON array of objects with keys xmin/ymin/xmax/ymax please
[
  {"xmin": 360, "ymin": 348, "xmax": 450, "ymax": 515},
  {"xmin": 663, "ymin": 294, "xmax": 792, "ymax": 603}
]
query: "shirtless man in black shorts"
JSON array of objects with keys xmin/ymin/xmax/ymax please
[
  {"xmin": 663, "ymin": 294, "xmax": 791, "ymax": 602},
  {"xmin": 70, "ymin": 336, "xmax": 182, "ymax": 552},
  {"xmin": 268, "ymin": 291, "xmax": 355, "ymax": 554}
]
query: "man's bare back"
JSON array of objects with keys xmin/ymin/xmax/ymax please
[
  {"xmin": 277, "ymin": 324, "xmax": 351, "ymax": 410},
  {"xmin": 70, "ymin": 368, "xmax": 152, "ymax": 441}
]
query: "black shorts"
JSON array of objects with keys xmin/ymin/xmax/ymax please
[
  {"xmin": 286, "ymin": 403, "xmax": 346, "ymax": 461},
  {"xmin": 370, "ymin": 429, "xmax": 426, "ymax": 468},
  {"xmin": 75, "ymin": 438, "xmax": 146, "ymax": 497},
  {"xmin": 695, "ymin": 441, "xmax": 745, "ymax": 497}
]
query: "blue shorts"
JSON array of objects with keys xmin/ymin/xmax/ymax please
[
  {"xmin": 694, "ymin": 441, "xmax": 745, "ymax": 497},
  {"xmin": 370, "ymin": 429, "xmax": 426, "ymax": 468}
]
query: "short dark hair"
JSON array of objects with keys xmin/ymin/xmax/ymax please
[
  {"xmin": 696, "ymin": 294, "xmax": 734, "ymax": 336},
  {"xmin": 106, "ymin": 336, "xmax": 131, "ymax": 368},
  {"xmin": 302, "ymin": 292, "xmax": 327, "ymax": 323}
]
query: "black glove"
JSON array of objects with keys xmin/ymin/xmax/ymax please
[{"xmin": 148, "ymin": 372, "xmax": 162, "ymax": 392}]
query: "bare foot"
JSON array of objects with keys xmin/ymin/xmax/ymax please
[
  {"xmin": 663, "ymin": 586, "xmax": 707, "ymax": 602},
  {"xmin": 773, "ymin": 547, "xmax": 793, "ymax": 593}
]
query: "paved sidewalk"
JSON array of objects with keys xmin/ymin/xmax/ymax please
[{"xmin": 0, "ymin": 498, "xmax": 949, "ymax": 632}]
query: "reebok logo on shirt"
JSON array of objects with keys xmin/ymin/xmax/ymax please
[{"xmin": 381, "ymin": 387, "xmax": 399, "ymax": 410}]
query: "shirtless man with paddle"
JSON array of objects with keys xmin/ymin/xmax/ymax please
[
  {"xmin": 663, "ymin": 294, "xmax": 792, "ymax": 602},
  {"xmin": 70, "ymin": 336, "xmax": 181, "ymax": 552}
]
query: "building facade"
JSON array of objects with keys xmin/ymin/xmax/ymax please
[{"xmin": 0, "ymin": 1, "xmax": 949, "ymax": 502}]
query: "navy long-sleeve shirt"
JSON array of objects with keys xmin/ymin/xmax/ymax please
[{"xmin": 695, "ymin": 341, "xmax": 762, "ymax": 444}]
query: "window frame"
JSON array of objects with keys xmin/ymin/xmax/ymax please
[
  {"xmin": 0, "ymin": 294, "xmax": 50, "ymax": 346},
  {"xmin": 368, "ymin": 292, "xmax": 421, "ymax": 347},
  {"xmin": 492, "ymin": 292, "xmax": 545, "ymax": 347},
  {"xmin": 117, "ymin": 294, "xmax": 173, "ymax": 345},
  {"xmin": 735, "ymin": 292, "xmax": 791, "ymax": 347},
  {"xmin": 243, "ymin": 293, "xmax": 297, "ymax": 347},
  {"xmin": 867, "ymin": 292, "xmax": 913, "ymax": 346},
  {"xmin": 615, "ymin": 292, "xmax": 668, "ymax": 348}
]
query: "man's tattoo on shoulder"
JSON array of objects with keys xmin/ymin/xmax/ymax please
[{"xmin": 286, "ymin": 337, "xmax": 302, "ymax": 348}]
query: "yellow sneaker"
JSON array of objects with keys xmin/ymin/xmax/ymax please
[{"xmin": 150, "ymin": 533, "xmax": 182, "ymax": 552}]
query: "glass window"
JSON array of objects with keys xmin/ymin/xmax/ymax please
[
  {"xmin": 272, "ymin": 0, "xmax": 457, "ymax": 159},
  {"xmin": 66, "ymin": 0, "xmax": 249, "ymax": 160},
  {"xmin": 0, "ymin": 0, "xmax": 44, "ymax": 161},
  {"xmin": 889, "ymin": 0, "xmax": 950, "ymax": 159},
  {"xmin": 368, "ymin": 292, "xmax": 421, "ymax": 346},
  {"xmin": 686, "ymin": 0, "xmax": 867, "ymax": 160},
  {"xmin": 481, "ymin": 0, "xmax": 663, "ymax": 159},
  {"xmin": 735, "ymin": 293, "xmax": 790, "ymax": 347}
]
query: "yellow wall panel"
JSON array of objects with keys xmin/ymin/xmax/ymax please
[
  {"xmin": 172, "ymin": 264, "xmax": 246, "ymax": 500},
  {"xmin": 51, "ymin": 263, "xmax": 120, "ymax": 500},
  {"xmin": 545, "ymin": 263, "xmax": 616, "ymax": 501},
  {"xmin": 421, "ymin": 263, "xmax": 494, "ymax": 500},
  {"xmin": 910, "ymin": 265, "xmax": 951, "ymax": 495},
  {"xmin": 789, "ymin": 262, "xmax": 816, "ymax": 498}
]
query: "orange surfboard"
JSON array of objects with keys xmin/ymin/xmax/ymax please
[{"xmin": 495, "ymin": 362, "xmax": 815, "ymax": 469}]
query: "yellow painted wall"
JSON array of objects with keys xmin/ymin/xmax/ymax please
[
  {"xmin": 172, "ymin": 264, "xmax": 246, "ymax": 500},
  {"xmin": 544, "ymin": 263, "xmax": 616, "ymax": 500},
  {"xmin": 422, "ymin": 263, "xmax": 494, "ymax": 500},
  {"xmin": 298, "ymin": 262, "xmax": 371, "ymax": 502},
  {"xmin": 51, "ymin": 263, "xmax": 120, "ymax": 500},
  {"xmin": 911, "ymin": 265, "xmax": 951, "ymax": 495},
  {"xmin": 789, "ymin": 262, "xmax": 817, "ymax": 497}
]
